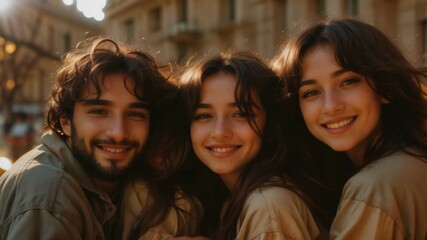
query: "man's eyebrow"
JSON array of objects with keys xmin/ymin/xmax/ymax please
[
  {"xmin": 129, "ymin": 102, "xmax": 149, "ymax": 109},
  {"xmin": 81, "ymin": 99, "xmax": 149, "ymax": 109},
  {"xmin": 81, "ymin": 99, "xmax": 110, "ymax": 106}
]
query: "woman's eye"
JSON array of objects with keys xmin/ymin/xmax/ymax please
[
  {"xmin": 233, "ymin": 111, "xmax": 253, "ymax": 118},
  {"xmin": 341, "ymin": 78, "xmax": 360, "ymax": 87},
  {"xmin": 300, "ymin": 89, "xmax": 320, "ymax": 99}
]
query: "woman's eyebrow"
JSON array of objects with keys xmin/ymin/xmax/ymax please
[{"xmin": 300, "ymin": 68, "xmax": 349, "ymax": 87}]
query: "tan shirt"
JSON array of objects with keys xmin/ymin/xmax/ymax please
[
  {"xmin": 121, "ymin": 179, "xmax": 203, "ymax": 240},
  {"xmin": 233, "ymin": 186, "xmax": 320, "ymax": 240},
  {"xmin": 330, "ymin": 150, "xmax": 427, "ymax": 240}
]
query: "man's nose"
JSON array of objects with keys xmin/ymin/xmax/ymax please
[{"xmin": 106, "ymin": 116, "xmax": 129, "ymax": 142}]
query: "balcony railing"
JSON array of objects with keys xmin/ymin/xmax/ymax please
[{"xmin": 168, "ymin": 20, "xmax": 200, "ymax": 42}]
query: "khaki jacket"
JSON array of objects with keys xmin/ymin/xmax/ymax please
[
  {"xmin": 0, "ymin": 132, "xmax": 121, "ymax": 240},
  {"xmin": 232, "ymin": 185, "xmax": 320, "ymax": 240},
  {"xmin": 330, "ymin": 150, "xmax": 427, "ymax": 240},
  {"xmin": 121, "ymin": 179, "xmax": 204, "ymax": 239}
]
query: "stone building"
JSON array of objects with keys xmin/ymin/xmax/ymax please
[
  {"xmin": 104, "ymin": 0, "xmax": 427, "ymax": 65},
  {"xmin": 2, "ymin": 0, "xmax": 427, "ymax": 115}
]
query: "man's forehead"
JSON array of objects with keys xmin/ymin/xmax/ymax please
[{"xmin": 81, "ymin": 75, "xmax": 143, "ymax": 98}]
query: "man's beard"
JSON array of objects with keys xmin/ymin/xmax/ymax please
[{"xmin": 69, "ymin": 122, "xmax": 144, "ymax": 182}]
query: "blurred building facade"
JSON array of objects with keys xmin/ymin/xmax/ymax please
[
  {"xmin": 0, "ymin": 0, "xmax": 103, "ymax": 152},
  {"xmin": 0, "ymin": 0, "xmax": 102, "ymax": 114},
  {"xmin": 105, "ymin": 0, "xmax": 427, "ymax": 65},
  {"xmin": 2, "ymin": 0, "xmax": 427, "ymax": 115}
]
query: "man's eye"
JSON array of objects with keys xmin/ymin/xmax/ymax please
[
  {"xmin": 128, "ymin": 112, "xmax": 147, "ymax": 120},
  {"xmin": 89, "ymin": 109, "xmax": 107, "ymax": 115}
]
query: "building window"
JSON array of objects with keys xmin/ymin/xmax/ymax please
[
  {"xmin": 48, "ymin": 25, "xmax": 55, "ymax": 51},
  {"xmin": 316, "ymin": 0, "xmax": 326, "ymax": 18},
  {"xmin": 345, "ymin": 0, "xmax": 358, "ymax": 16},
  {"xmin": 177, "ymin": 0, "xmax": 187, "ymax": 22},
  {"xmin": 63, "ymin": 33, "xmax": 71, "ymax": 52},
  {"xmin": 274, "ymin": 0, "xmax": 287, "ymax": 31},
  {"xmin": 38, "ymin": 69, "xmax": 46, "ymax": 103},
  {"xmin": 220, "ymin": 0, "xmax": 236, "ymax": 23},
  {"xmin": 422, "ymin": 21, "xmax": 427, "ymax": 63},
  {"xmin": 149, "ymin": 7, "xmax": 162, "ymax": 32},
  {"xmin": 124, "ymin": 19, "xmax": 135, "ymax": 42},
  {"xmin": 228, "ymin": 0, "xmax": 236, "ymax": 21}
]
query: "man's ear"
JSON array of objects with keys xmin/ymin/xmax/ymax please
[{"xmin": 60, "ymin": 117, "xmax": 72, "ymax": 137}]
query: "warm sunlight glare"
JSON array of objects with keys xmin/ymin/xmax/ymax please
[
  {"xmin": 0, "ymin": 157, "xmax": 12, "ymax": 171},
  {"xmin": 0, "ymin": 0, "xmax": 12, "ymax": 12},
  {"xmin": 62, "ymin": 0, "xmax": 73, "ymax": 6}
]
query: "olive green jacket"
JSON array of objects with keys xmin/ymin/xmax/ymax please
[{"xmin": 0, "ymin": 132, "xmax": 121, "ymax": 240}]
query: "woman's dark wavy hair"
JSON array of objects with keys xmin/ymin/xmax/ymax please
[
  {"xmin": 127, "ymin": 70, "xmax": 200, "ymax": 239},
  {"xmin": 178, "ymin": 51, "xmax": 306, "ymax": 239},
  {"xmin": 272, "ymin": 18, "xmax": 427, "ymax": 168}
]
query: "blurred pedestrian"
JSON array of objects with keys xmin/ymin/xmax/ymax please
[{"xmin": 6, "ymin": 111, "xmax": 34, "ymax": 161}]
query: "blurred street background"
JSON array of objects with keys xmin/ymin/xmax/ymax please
[{"xmin": 1, "ymin": 0, "xmax": 427, "ymax": 172}]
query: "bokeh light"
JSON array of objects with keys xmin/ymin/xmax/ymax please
[
  {"xmin": 5, "ymin": 41, "xmax": 16, "ymax": 54},
  {"xmin": 62, "ymin": 0, "xmax": 106, "ymax": 21},
  {"xmin": 0, "ymin": 157, "xmax": 12, "ymax": 171},
  {"xmin": 0, "ymin": 0, "xmax": 13, "ymax": 12}
]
